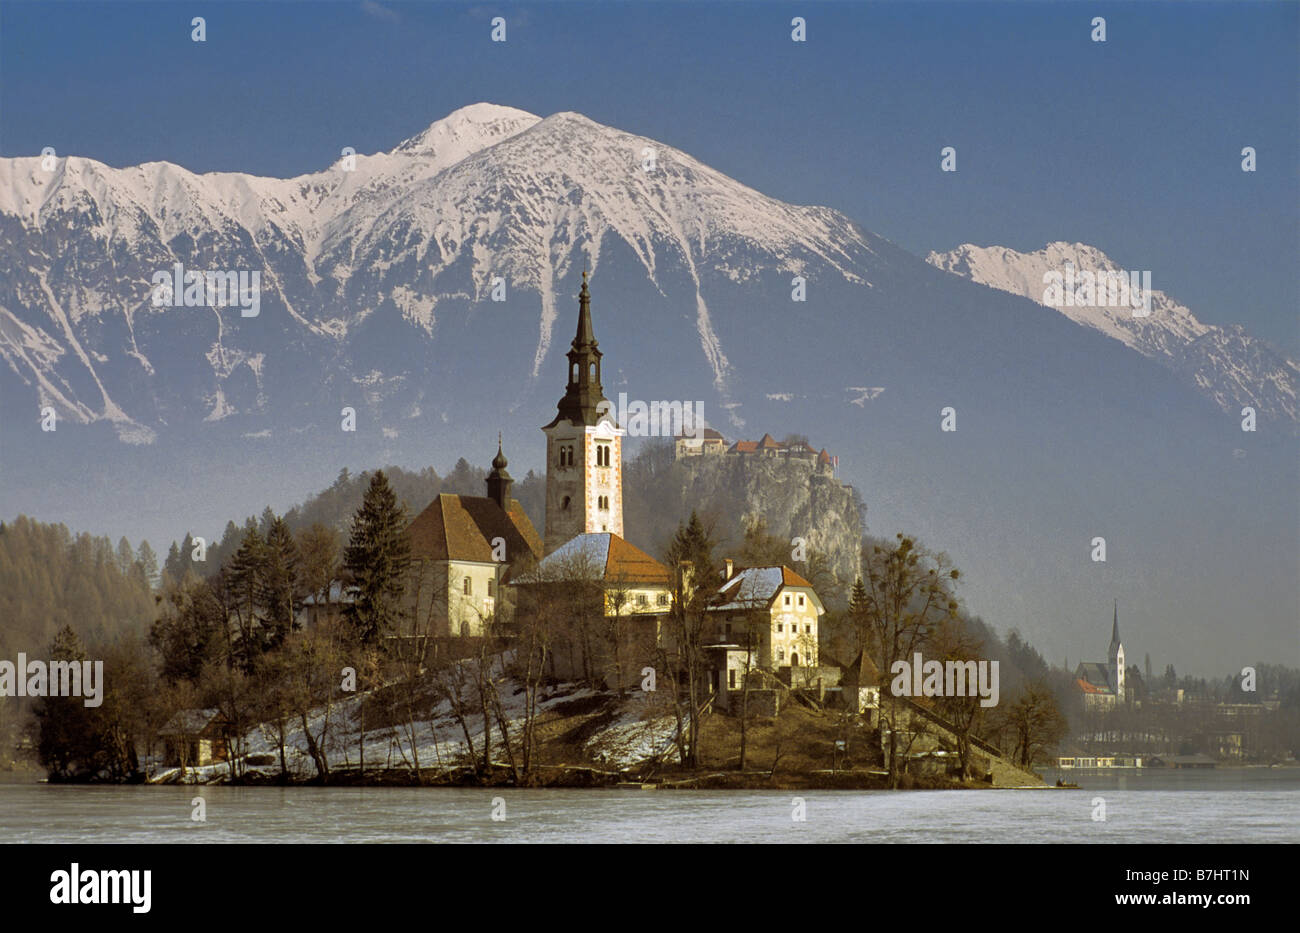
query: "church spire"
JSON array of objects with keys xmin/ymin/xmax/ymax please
[
  {"xmin": 544, "ymin": 271, "xmax": 608, "ymax": 428},
  {"xmin": 1111, "ymin": 599, "xmax": 1120, "ymax": 646},
  {"xmin": 573, "ymin": 269, "xmax": 597, "ymax": 350}
]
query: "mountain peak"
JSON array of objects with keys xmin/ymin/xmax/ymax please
[{"xmin": 393, "ymin": 102, "xmax": 540, "ymax": 161}]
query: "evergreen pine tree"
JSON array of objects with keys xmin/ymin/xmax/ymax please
[
  {"xmin": 226, "ymin": 526, "xmax": 266, "ymax": 665},
  {"xmin": 344, "ymin": 470, "xmax": 410, "ymax": 645},
  {"xmin": 134, "ymin": 541, "xmax": 159, "ymax": 589},
  {"xmin": 259, "ymin": 516, "xmax": 301, "ymax": 649},
  {"xmin": 163, "ymin": 541, "xmax": 184, "ymax": 584}
]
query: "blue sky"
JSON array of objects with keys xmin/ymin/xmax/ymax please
[{"xmin": 2, "ymin": 0, "xmax": 1296, "ymax": 351}]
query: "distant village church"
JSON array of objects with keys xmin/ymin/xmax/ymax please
[
  {"xmin": 541, "ymin": 271, "xmax": 625, "ymax": 553},
  {"xmin": 1075, "ymin": 601, "xmax": 1126, "ymax": 708}
]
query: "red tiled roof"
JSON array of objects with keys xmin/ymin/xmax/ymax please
[
  {"xmin": 534, "ymin": 532, "xmax": 671, "ymax": 586},
  {"xmin": 758, "ymin": 433, "xmax": 781, "ymax": 449},
  {"xmin": 781, "ymin": 566, "xmax": 815, "ymax": 588},
  {"xmin": 729, "ymin": 440, "xmax": 758, "ymax": 453},
  {"xmin": 407, "ymin": 494, "xmax": 542, "ymax": 565},
  {"xmin": 714, "ymin": 565, "xmax": 822, "ymax": 611},
  {"xmin": 605, "ymin": 534, "xmax": 673, "ymax": 585}
]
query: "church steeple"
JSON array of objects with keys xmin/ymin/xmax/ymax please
[
  {"xmin": 1108, "ymin": 599, "xmax": 1126, "ymax": 703},
  {"xmin": 574, "ymin": 269, "xmax": 597, "ymax": 349},
  {"xmin": 540, "ymin": 271, "xmax": 625, "ymax": 553},
  {"xmin": 545, "ymin": 271, "xmax": 608, "ymax": 428},
  {"xmin": 485, "ymin": 434, "xmax": 513, "ymax": 510}
]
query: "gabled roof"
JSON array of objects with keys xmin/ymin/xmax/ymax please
[
  {"xmin": 728, "ymin": 440, "xmax": 758, "ymax": 453},
  {"xmin": 1076, "ymin": 677, "xmax": 1111, "ymax": 696},
  {"xmin": 407, "ymin": 494, "xmax": 541, "ymax": 564},
  {"xmin": 818, "ymin": 448, "xmax": 832, "ymax": 464},
  {"xmin": 842, "ymin": 649, "xmax": 882, "ymax": 687},
  {"xmin": 757, "ymin": 433, "xmax": 781, "ymax": 449},
  {"xmin": 713, "ymin": 565, "xmax": 819, "ymax": 612},
  {"xmin": 531, "ymin": 532, "xmax": 671, "ymax": 586},
  {"xmin": 1076, "ymin": 661, "xmax": 1112, "ymax": 690},
  {"xmin": 160, "ymin": 708, "xmax": 223, "ymax": 735}
]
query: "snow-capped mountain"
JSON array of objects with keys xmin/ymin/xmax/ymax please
[
  {"xmin": 926, "ymin": 242, "xmax": 1299, "ymax": 424},
  {"xmin": 0, "ymin": 103, "xmax": 877, "ymax": 441}
]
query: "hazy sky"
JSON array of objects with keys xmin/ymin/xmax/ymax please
[{"xmin": 3, "ymin": 1, "xmax": 1296, "ymax": 352}]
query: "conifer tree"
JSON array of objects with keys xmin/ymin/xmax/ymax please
[
  {"xmin": 344, "ymin": 470, "xmax": 410, "ymax": 645},
  {"xmin": 135, "ymin": 541, "xmax": 159, "ymax": 589},
  {"xmin": 226, "ymin": 525, "xmax": 266, "ymax": 665},
  {"xmin": 259, "ymin": 516, "xmax": 301, "ymax": 649}
]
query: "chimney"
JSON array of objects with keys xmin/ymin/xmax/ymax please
[{"xmin": 724, "ymin": 558, "xmax": 734, "ymax": 580}]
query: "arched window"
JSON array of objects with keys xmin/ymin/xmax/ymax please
[
  {"xmin": 571, "ymin": 363, "xmax": 578, "ymax": 382},
  {"xmin": 792, "ymin": 652, "xmax": 800, "ymax": 667},
  {"xmin": 561, "ymin": 495, "xmax": 571, "ymax": 511},
  {"xmin": 590, "ymin": 362, "xmax": 597, "ymax": 379}
]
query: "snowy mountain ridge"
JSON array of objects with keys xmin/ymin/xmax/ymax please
[
  {"xmin": 926, "ymin": 242, "xmax": 1299, "ymax": 423},
  {"xmin": 0, "ymin": 103, "xmax": 878, "ymax": 438}
]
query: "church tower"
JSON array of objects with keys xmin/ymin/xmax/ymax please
[
  {"xmin": 485, "ymin": 435, "xmax": 512, "ymax": 510},
  {"xmin": 1108, "ymin": 599, "xmax": 1125, "ymax": 702},
  {"xmin": 541, "ymin": 272, "xmax": 624, "ymax": 553}
]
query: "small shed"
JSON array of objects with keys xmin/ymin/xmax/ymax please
[
  {"xmin": 159, "ymin": 708, "xmax": 230, "ymax": 770},
  {"xmin": 841, "ymin": 650, "xmax": 883, "ymax": 722}
]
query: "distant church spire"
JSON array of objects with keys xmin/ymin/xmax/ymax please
[{"xmin": 1110, "ymin": 599, "xmax": 1120, "ymax": 647}]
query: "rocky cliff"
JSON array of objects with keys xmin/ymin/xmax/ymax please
[{"xmin": 622, "ymin": 448, "xmax": 864, "ymax": 600}]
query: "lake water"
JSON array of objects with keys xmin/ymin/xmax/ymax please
[{"xmin": 2, "ymin": 769, "xmax": 1296, "ymax": 843}]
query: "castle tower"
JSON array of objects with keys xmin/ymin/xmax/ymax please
[
  {"xmin": 541, "ymin": 272, "xmax": 624, "ymax": 552},
  {"xmin": 1108, "ymin": 599, "xmax": 1125, "ymax": 702}
]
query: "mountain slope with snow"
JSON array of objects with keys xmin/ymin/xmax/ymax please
[
  {"xmin": 0, "ymin": 103, "xmax": 881, "ymax": 437},
  {"xmin": 926, "ymin": 242, "xmax": 1299, "ymax": 423}
]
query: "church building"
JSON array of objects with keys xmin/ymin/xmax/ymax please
[
  {"xmin": 404, "ymin": 440, "xmax": 542, "ymax": 638},
  {"xmin": 1075, "ymin": 601, "xmax": 1126, "ymax": 708}
]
